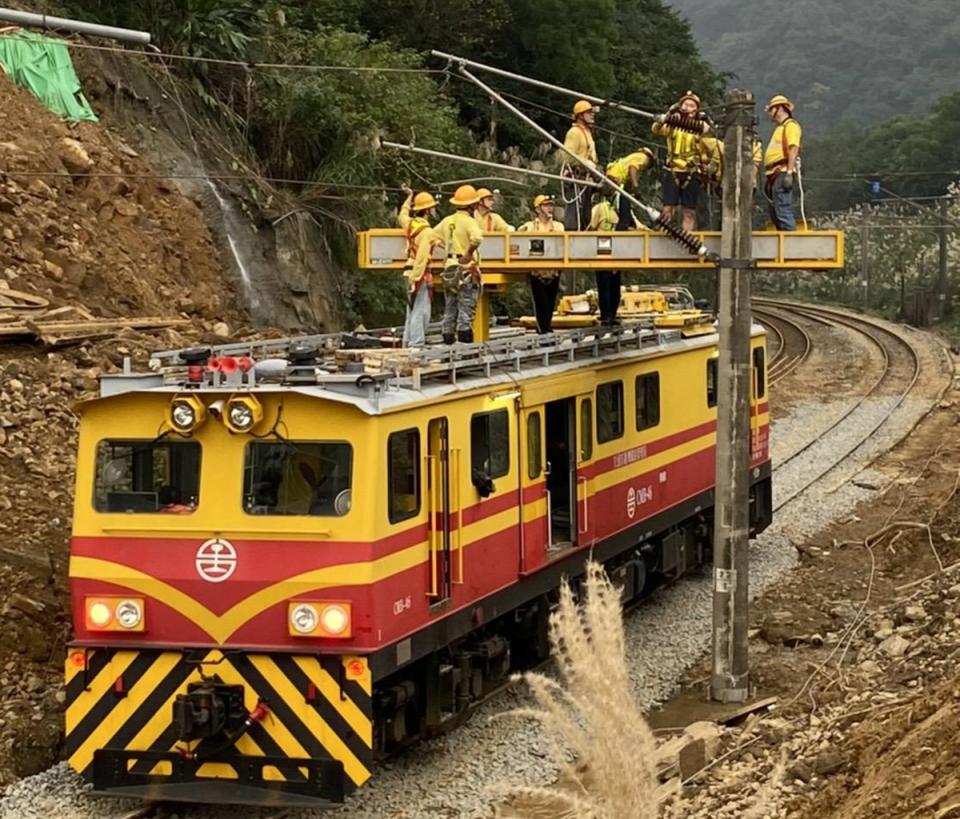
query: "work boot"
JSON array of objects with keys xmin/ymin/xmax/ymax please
[
  {"xmin": 442, "ymin": 333, "xmax": 455, "ymax": 345},
  {"xmin": 457, "ymin": 329, "xmax": 474, "ymax": 344}
]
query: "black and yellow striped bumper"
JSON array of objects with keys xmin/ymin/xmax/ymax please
[{"xmin": 64, "ymin": 648, "xmax": 373, "ymax": 806}]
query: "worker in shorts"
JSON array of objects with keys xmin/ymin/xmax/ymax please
[
  {"xmin": 434, "ymin": 185, "xmax": 484, "ymax": 344},
  {"xmin": 652, "ymin": 91, "xmax": 710, "ymax": 231},
  {"xmin": 518, "ymin": 194, "xmax": 564, "ymax": 334},
  {"xmin": 397, "ymin": 184, "xmax": 439, "ymax": 347}
]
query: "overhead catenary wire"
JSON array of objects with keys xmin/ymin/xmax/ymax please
[{"xmin": 381, "ymin": 141, "xmax": 602, "ymax": 189}]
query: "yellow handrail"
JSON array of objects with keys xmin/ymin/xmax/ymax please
[
  {"xmin": 452, "ymin": 448, "xmax": 464, "ymax": 585},
  {"xmin": 425, "ymin": 453, "xmax": 438, "ymax": 598}
]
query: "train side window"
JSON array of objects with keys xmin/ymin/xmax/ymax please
[
  {"xmin": 707, "ymin": 358, "xmax": 718, "ymax": 408},
  {"xmin": 388, "ymin": 428, "xmax": 420, "ymax": 524},
  {"xmin": 597, "ymin": 380, "xmax": 624, "ymax": 443},
  {"xmin": 471, "ymin": 409, "xmax": 509, "ymax": 482},
  {"xmin": 580, "ymin": 399, "xmax": 593, "ymax": 461},
  {"xmin": 527, "ymin": 412, "xmax": 542, "ymax": 480},
  {"xmin": 753, "ymin": 347, "xmax": 766, "ymax": 398},
  {"xmin": 635, "ymin": 372, "xmax": 661, "ymax": 431},
  {"xmin": 243, "ymin": 442, "xmax": 352, "ymax": 516}
]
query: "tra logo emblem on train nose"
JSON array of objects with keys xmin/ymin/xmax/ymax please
[{"xmin": 195, "ymin": 538, "xmax": 238, "ymax": 583}]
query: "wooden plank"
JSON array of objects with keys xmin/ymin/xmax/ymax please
[
  {"xmin": 716, "ymin": 696, "xmax": 778, "ymax": 726},
  {"xmin": 0, "ymin": 289, "xmax": 49, "ymax": 309}
]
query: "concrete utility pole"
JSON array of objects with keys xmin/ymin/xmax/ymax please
[{"xmin": 711, "ymin": 89, "xmax": 755, "ymax": 704}]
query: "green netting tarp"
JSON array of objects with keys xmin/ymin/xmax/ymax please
[{"xmin": 0, "ymin": 30, "xmax": 97, "ymax": 122}]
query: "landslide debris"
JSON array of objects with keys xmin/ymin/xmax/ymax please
[{"xmin": 0, "ymin": 71, "xmax": 248, "ymax": 784}]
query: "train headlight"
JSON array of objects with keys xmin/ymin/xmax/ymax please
[
  {"xmin": 290, "ymin": 603, "xmax": 319, "ymax": 635},
  {"xmin": 288, "ymin": 601, "xmax": 352, "ymax": 638},
  {"xmin": 320, "ymin": 604, "xmax": 350, "ymax": 637},
  {"xmin": 115, "ymin": 599, "xmax": 143, "ymax": 629},
  {"xmin": 167, "ymin": 394, "xmax": 206, "ymax": 434},
  {"xmin": 224, "ymin": 394, "xmax": 263, "ymax": 433},
  {"xmin": 85, "ymin": 596, "xmax": 146, "ymax": 632}
]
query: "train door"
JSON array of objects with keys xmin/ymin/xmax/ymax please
[
  {"xmin": 519, "ymin": 407, "xmax": 548, "ymax": 574},
  {"xmin": 545, "ymin": 398, "xmax": 578, "ymax": 551},
  {"xmin": 577, "ymin": 394, "xmax": 595, "ymax": 545},
  {"xmin": 426, "ymin": 417, "xmax": 456, "ymax": 605}
]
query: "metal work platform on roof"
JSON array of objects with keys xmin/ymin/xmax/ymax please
[
  {"xmin": 110, "ymin": 318, "xmax": 724, "ymax": 405},
  {"xmin": 358, "ymin": 229, "xmax": 845, "ymax": 277}
]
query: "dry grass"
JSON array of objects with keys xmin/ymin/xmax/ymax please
[{"xmin": 497, "ymin": 561, "xmax": 659, "ymax": 819}]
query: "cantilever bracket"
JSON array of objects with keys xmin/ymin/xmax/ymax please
[{"xmin": 717, "ymin": 258, "xmax": 757, "ymax": 270}]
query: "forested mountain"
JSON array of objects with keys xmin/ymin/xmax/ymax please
[{"xmin": 667, "ymin": 0, "xmax": 960, "ymax": 133}]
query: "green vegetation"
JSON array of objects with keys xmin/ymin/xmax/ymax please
[
  {"xmin": 65, "ymin": 0, "xmax": 723, "ymax": 325},
  {"xmin": 667, "ymin": 0, "xmax": 960, "ymax": 135}
]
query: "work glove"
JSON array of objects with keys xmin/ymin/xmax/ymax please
[{"xmin": 781, "ymin": 173, "xmax": 794, "ymax": 192}]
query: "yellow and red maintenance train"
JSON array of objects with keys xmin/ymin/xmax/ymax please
[{"xmin": 64, "ymin": 315, "xmax": 771, "ymax": 805}]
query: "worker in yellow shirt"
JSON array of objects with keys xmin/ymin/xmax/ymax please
[
  {"xmin": 434, "ymin": 185, "xmax": 484, "ymax": 344},
  {"xmin": 398, "ymin": 185, "xmax": 440, "ymax": 347},
  {"xmin": 474, "ymin": 188, "xmax": 514, "ymax": 232},
  {"xmin": 763, "ymin": 95, "xmax": 802, "ymax": 231},
  {"xmin": 652, "ymin": 91, "xmax": 711, "ymax": 232},
  {"xmin": 588, "ymin": 186, "xmax": 622, "ymax": 325},
  {"xmin": 518, "ymin": 194, "xmax": 564, "ymax": 333},
  {"xmin": 606, "ymin": 147, "xmax": 655, "ymax": 230},
  {"xmin": 560, "ymin": 99, "xmax": 598, "ymax": 231}
]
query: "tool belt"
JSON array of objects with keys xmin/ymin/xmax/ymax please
[{"xmin": 441, "ymin": 259, "xmax": 478, "ymax": 292}]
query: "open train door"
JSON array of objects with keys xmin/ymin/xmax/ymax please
[{"xmin": 426, "ymin": 417, "xmax": 457, "ymax": 605}]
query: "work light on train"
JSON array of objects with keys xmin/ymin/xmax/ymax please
[
  {"xmin": 167, "ymin": 394, "xmax": 206, "ymax": 434},
  {"xmin": 288, "ymin": 601, "xmax": 352, "ymax": 638},
  {"xmin": 224, "ymin": 394, "xmax": 263, "ymax": 434}
]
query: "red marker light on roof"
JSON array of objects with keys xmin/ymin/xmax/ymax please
[
  {"xmin": 237, "ymin": 356, "xmax": 254, "ymax": 372},
  {"xmin": 187, "ymin": 365, "xmax": 204, "ymax": 383},
  {"xmin": 218, "ymin": 356, "xmax": 239, "ymax": 375}
]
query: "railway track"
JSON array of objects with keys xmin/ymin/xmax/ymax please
[
  {"xmin": 753, "ymin": 305, "xmax": 812, "ymax": 385},
  {"xmin": 754, "ymin": 299, "xmax": 924, "ymax": 511}
]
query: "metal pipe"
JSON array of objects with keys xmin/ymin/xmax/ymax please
[
  {"xmin": 456, "ymin": 66, "xmax": 658, "ymax": 221},
  {"xmin": 432, "ymin": 49, "xmax": 656, "ymax": 120},
  {"xmin": 0, "ymin": 8, "xmax": 151, "ymax": 44},
  {"xmin": 381, "ymin": 141, "xmax": 601, "ymax": 189}
]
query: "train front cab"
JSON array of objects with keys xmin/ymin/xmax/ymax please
[{"xmin": 64, "ymin": 388, "xmax": 379, "ymax": 806}]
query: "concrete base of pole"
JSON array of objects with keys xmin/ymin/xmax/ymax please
[{"xmin": 709, "ymin": 678, "xmax": 749, "ymax": 704}]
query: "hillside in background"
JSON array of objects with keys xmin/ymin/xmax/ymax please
[{"xmin": 667, "ymin": 0, "xmax": 960, "ymax": 133}]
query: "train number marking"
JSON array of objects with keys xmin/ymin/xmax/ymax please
[
  {"xmin": 626, "ymin": 485, "xmax": 654, "ymax": 519},
  {"xmin": 195, "ymin": 538, "xmax": 238, "ymax": 583},
  {"xmin": 392, "ymin": 596, "xmax": 413, "ymax": 615}
]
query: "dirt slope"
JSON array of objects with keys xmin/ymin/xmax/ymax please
[{"xmin": 0, "ymin": 71, "xmax": 248, "ymax": 782}]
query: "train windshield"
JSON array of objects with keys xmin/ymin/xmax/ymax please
[
  {"xmin": 94, "ymin": 440, "xmax": 201, "ymax": 513},
  {"xmin": 243, "ymin": 442, "xmax": 352, "ymax": 516}
]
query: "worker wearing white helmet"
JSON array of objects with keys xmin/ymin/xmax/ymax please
[{"xmin": 764, "ymin": 95, "xmax": 802, "ymax": 231}]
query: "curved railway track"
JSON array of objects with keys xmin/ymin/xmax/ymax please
[
  {"xmin": 753, "ymin": 306, "xmax": 812, "ymax": 385},
  {"xmin": 754, "ymin": 299, "xmax": 924, "ymax": 511}
]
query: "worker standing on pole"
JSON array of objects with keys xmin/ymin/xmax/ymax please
[
  {"xmin": 398, "ymin": 185, "xmax": 440, "ymax": 347},
  {"xmin": 560, "ymin": 100, "xmax": 598, "ymax": 231},
  {"xmin": 434, "ymin": 185, "xmax": 484, "ymax": 344},
  {"xmin": 763, "ymin": 95, "xmax": 802, "ymax": 231},
  {"xmin": 588, "ymin": 185, "xmax": 623, "ymax": 324},
  {"xmin": 474, "ymin": 188, "xmax": 514, "ymax": 232},
  {"xmin": 518, "ymin": 194, "xmax": 564, "ymax": 334},
  {"xmin": 605, "ymin": 147, "xmax": 655, "ymax": 230},
  {"xmin": 652, "ymin": 91, "xmax": 710, "ymax": 232}
]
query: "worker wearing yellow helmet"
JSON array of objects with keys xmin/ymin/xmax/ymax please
[
  {"xmin": 474, "ymin": 188, "xmax": 514, "ymax": 232},
  {"xmin": 652, "ymin": 90, "xmax": 711, "ymax": 231},
  {"xmin": 518, "ymin": 194, "xmax": 565, "ymax": 333},
  {"xmin": 434, "ymin": 184, "xmax": 484, "ymax": 344},
  {"xmin": 560, "ymin": 99, "xmax": 598, "ymax": 230},
  {"xmin": 398, "ymin": 184, "xmax": 441, "ymax": 347},
  {"xmin": 763, "ymin": 95, "xmax": 802, "ymax": 230},
  {"xmin": 588, "ymin": 184, "xmax": 625, "ymax": 325},
  {"xmin": 606, "ymin": 146, "xmax": 655, "ymax": 229}
]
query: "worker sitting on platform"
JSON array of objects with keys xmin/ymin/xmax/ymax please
[
  {"xmin": 475, "ymin": 188, "xmax": 514, "ymax": 232},
  {"xmin": 434, "ymin": 185, "xmax": 484, "ymax": 344},
  {"xmin": 652, "ymin": 91, "xmax": 710, "ymax": 232},
  {"xmin": 764, "ymin": 95, "xmax": 802, "ymax": 231},
  {"xmin": 588, "ymin": 186, "xmax": 623, "ymax": 325},
  {"xmin": 518, "ymin": 194, "xmax": 564, "ymax": 334},
  {"xmin": 398, "ymin": 185, "xmax": 440, "ymax": 347},
  {"xmin": 560, "ymin": 99, "xmax": 598, "ymax": 231},
  {"xmin": 605, "ymin": 147, "xmax": 655, "ymax": 230}
]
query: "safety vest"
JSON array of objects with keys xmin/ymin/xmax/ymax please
[
  {"xmin": 593, "ymin": 200, "xmax": 618, "ymax": 231},
  {"xmin": 665, "ymin": 129, "xmax": 702, "ymax": 173},
  {"xmin": 404, "ymin": 217, "xmax": 431, "ymax": 261}
]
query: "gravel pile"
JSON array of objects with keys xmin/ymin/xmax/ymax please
[{"xmin": 2, "ymin": 318, "xmax": 949, "ymax": 819}]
